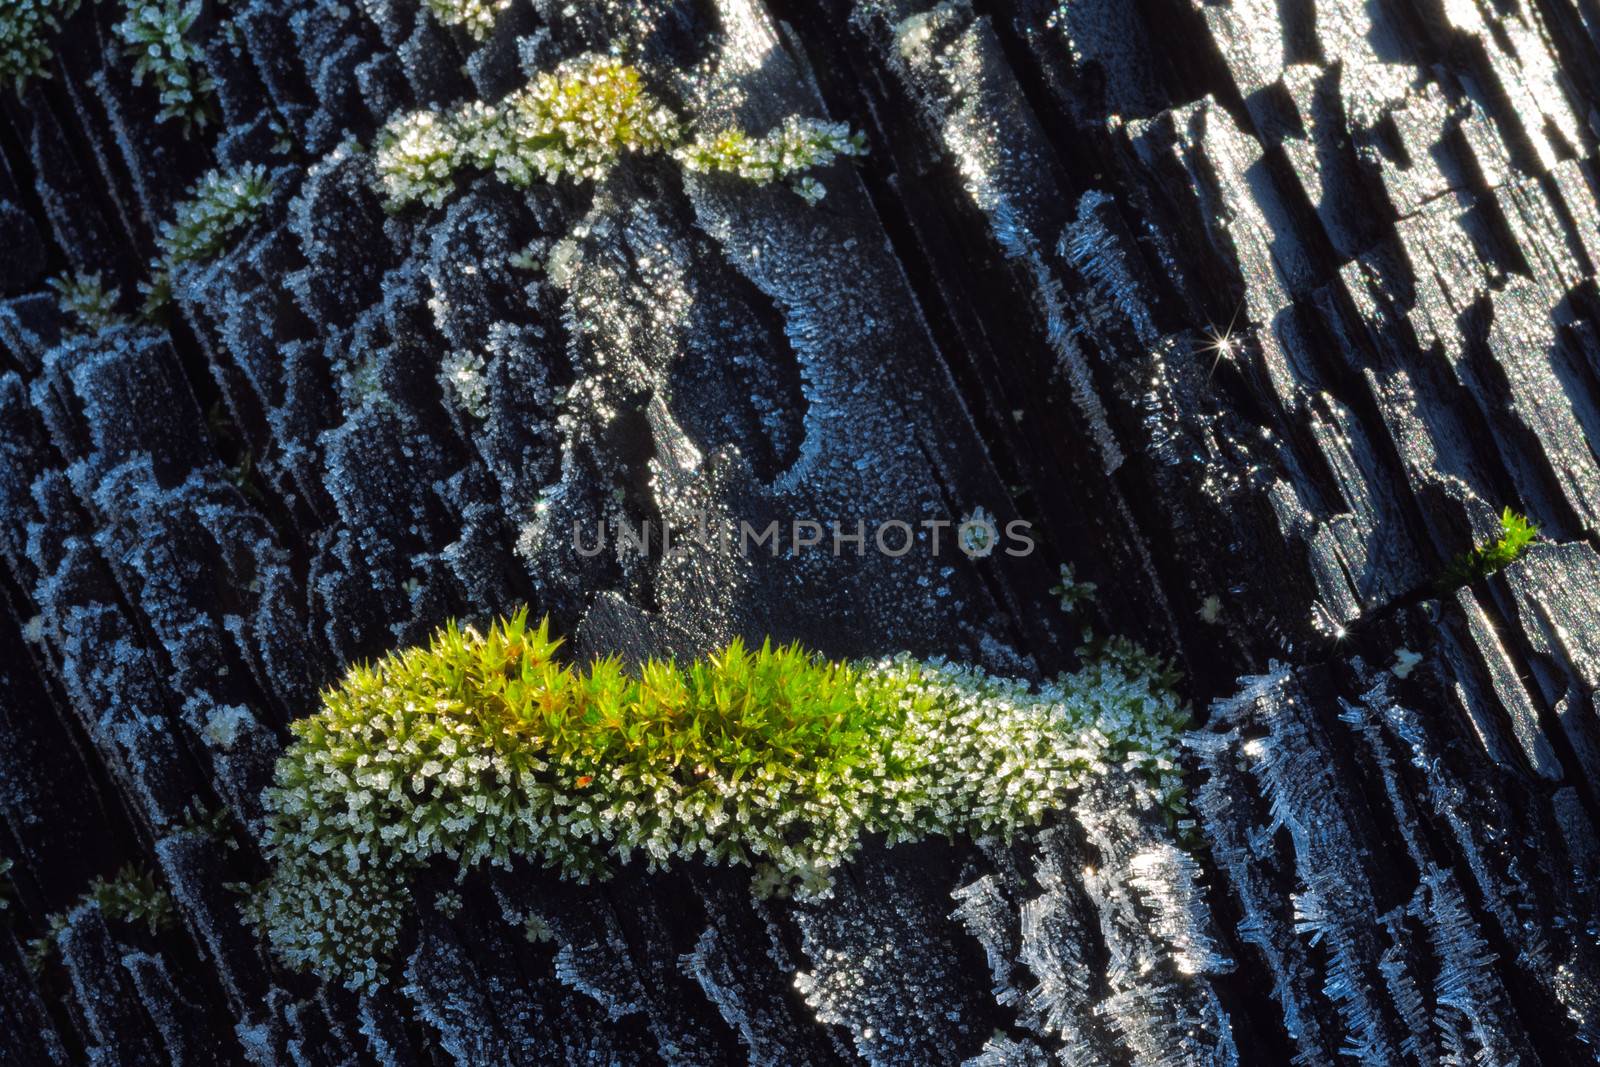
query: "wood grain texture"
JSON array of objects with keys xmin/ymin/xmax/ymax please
[{"xmin": 3, "ymin": 0, "xmax": 1600, "ymax": 1062}]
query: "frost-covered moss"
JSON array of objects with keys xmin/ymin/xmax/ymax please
[
  {"xmin": 377, "ymin": 54, "xmax": 679, "ymax": 206},
  {"xmin": 1, "ymin": 0, "xmax": 79, "ymax": 91},
  {"xmin": 86, "ymin": 863, "xmax": 177, "ymax": 933},
  {"xmin": 48, "ymin": 271, "xmax": 123, "ymax": 331},
  {"xmin": 142, "ymin": 163, "xmax": 272, "ymax": 312},
  {"xmin": 157, "ymin": 163, "xmax": 272, "ymax": 265},
  {"xmin": 374, "ymin": 53, "xmax": 862, "ymax": 209},
  {"xmin": 373, "ymin": 109, "xmax": 461, "ymax": 209},
  {"xmin": 249, "ymin": 610, "xmax": 1186, "ymax": 990},
  {"xmin": 424, "ymin": 0, "xmax": 511, "ymax": 41},
  {"xmin": 26, "ymin": 864, "xmax": 177, "ymax": 971},
  {"xmin": 115, "ymin": 0, "xmax": 217, "ymax": 130},
  {"xmin": 461, "ymin": 54, "xmax": 681, "ymax": 184},
  {"xmin": 675, "ymin": 117, "xmax": 867, "ymax": 204}
]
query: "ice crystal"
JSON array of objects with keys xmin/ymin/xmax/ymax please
[
  {"xmin": 202, "ymin": 703, "xmax": 254, "ymax": 750},
  {"xmin": 1390, "ymin": 647, "xmax": 1422, "ymax": 679},
  {"xmin": 441, "ymin": 349, "xmax": 490, "ymax": 417}
]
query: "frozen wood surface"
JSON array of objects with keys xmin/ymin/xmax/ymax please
[{"xmin": 4, "ymin": 0, "xmax": 1600, "ymax": 1062}]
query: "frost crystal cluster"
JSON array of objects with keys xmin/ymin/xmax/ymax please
[
  {"xmin": 0, "ymin": 0, "xmax": 79, "ymax": 90},
  {"xmin": 114, "ymin": 0, "xmax": 217, "ymax": 129},
  {"xmin": 424, "ymin": 0, "xmax": 512, "ymax": 41},
  {"xmin": 249, "ymin": 611, "xmax": 1187, "ymax": 990},
  {"xmin": 374, "ymin": 53, "xmax": 863, "ymax": 209}
]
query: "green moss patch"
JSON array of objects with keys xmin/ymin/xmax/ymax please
[
  {"xmin": 374, "ymin": 53, "xmax": 865, "ymax": 210},
  {"xmin": 1438, "ymin": 507, "xmax": 1539, "ymax": 590},
  {"xmin": 249, "ymin": 611, "xmax": 1187, "ymax": 990},
  {"xmin": 1, "ymin": 0, "xmax": 79, "ymax": 92}
]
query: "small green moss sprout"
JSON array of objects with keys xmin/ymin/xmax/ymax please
[
  {"xmin": 48, "ymin": 271, "xmax": 123, "ymax": 331},
  {"xmin": 115, "ymin": 0, "xmax": 217, "ymax": 131},
  {"xmin": 522, "ymin": 911, "xmax": 554, "ymax": 943},
  {"xmin": 157, "ymin": 163, "xmax": 273, "ymax": 266},
  {"xmin": 1050, "ymin": 563, "xmax": 1096, "ymax": 614},
  {"xmin": 1, "ymin": 0, "xmax": 79, "ymax": 92},
  {"xmin": 25, "ymin": 916, "xmax": 66, "ymax": 974},
  {"xmin": 1438, "ymin": 507, "xmax": 1539, "ymax": 589},
  {"xmin": 249, "ymin": 610, "xmax": 1186, "ymax": 990},
  {"xmin": 25, "ymin": 863, "xmax": 176, "ymax": 971},
  {"xmin": 88, "ymin": 863, "xmax": 177, "ymax": 935},
  {"xmin": 140, "ymin": 163, "xmax": 272, "ymax": 314},
  {"xmin": 374, "ymin": 53, "xmax": 863, "ymax": 210}
]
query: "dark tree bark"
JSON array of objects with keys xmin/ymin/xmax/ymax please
[{"xmin": 3, "ymin": 0, "xmax": 1600, "ymax": 1063}]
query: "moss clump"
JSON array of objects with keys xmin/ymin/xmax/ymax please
[
  {"xmin": 376, "ymin": 54, "xmax": 680, "ymax": 206},
  {"xmin": 86, "ymin": 863, "xmax": 177, "ymax": 934},
  {"xmin": 372, "ymin": 110, "xmax": 462, "ymax": 210},
  {"xmin": 1438, "ymin": 507, "xmax": 1539, "ymax": 590},
  {"xmin": 374, "ymin": 53, "xmax": 863, "ymax": 210},
  {"xmin": 0, "ymin": 0, "xmax": 79, "ymax": 92},
  {"xmin": 25, "ymin": 863, "xmax": 177, "ymax": 972},
  {"xmin": 674, "ymin": 117, "xmax": 867, "ymax": 204},
  {"xmin": 249, "ymin": 610, "xmax": 1186, "ymax": 990},
  {"xmin": 48, "ymin": 271, "xmax": 123, "ymax": 331},
  {"xmin": 424, "ymin": 0, "xmax": 512, "ymax": 41},
  {"xmin": 156, "ymin": 163, "xmax": 273, "ymax": 265},
  {"xmin": 141, "ymin": 163, "xmax": 272, "ymax": 314},
  {"xmin": 461, "ymin": 55, "xmax": 682, "ymax": 184},
  {"xmin": 115, "ymin": 0, "xmax": 218, "ymax": 131}
]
